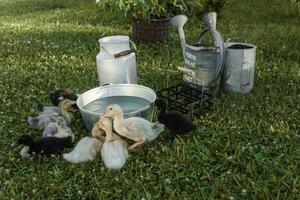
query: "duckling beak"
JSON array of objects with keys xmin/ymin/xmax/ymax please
[{"xmin": 70, "ymin": 100, "xmax": 77, "ymax": 105}]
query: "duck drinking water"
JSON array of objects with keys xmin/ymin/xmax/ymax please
[{"xmin": 101, "ymin": 104, "xmax": 165, "ymax": 150}]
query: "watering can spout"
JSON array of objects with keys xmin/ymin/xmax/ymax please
[
  {"xmin": 170, "ymin": 15, "xmax": 188, "ymax": 58},
  {"xmin": 202, "ymin": 12, "xmax": 217, "ymax": 30}
]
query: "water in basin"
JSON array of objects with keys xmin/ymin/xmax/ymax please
[{"xmin": 83, "ymin": 96, "xmax": 151, "ymax": 114}]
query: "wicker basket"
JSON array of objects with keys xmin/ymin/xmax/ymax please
[{"xmin": 133, "ymin": 18, "xmax": 170, "ymax": 42}]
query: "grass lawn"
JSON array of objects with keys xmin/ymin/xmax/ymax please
[{"xmin": 0, "ymin": 0, "xmax": 299, "ymax": 199}]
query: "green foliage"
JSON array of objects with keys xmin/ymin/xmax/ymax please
[
  {"xmin": 185, "ymin": 0, "xmax": 228, "ymax": 18},
  {"xmin": 96, "ymin": 0, "xmax": 228, "ymax": 21},
  {"xmin": 96, "ymin": 0, "xmax": 187, "ymax": 20}
]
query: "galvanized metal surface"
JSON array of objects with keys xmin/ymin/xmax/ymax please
[
  {"xmin": 170, "ymin": 12, "xmax": 225, "ymax": 96},
  {"xmin": 170, "ymin": 15, "xmax": 188, "ymax": 58},
  {"xmin": 222, "ymin": 39, "xmax": 256, "ymax": 94},
  {"xmin": 96, "ymin": 35, "xmax": 137, "ymax": 85},
  {"xmin": 202, "ymin": 12, "xmax": 217, "ymax": 30},
  {"xmin": 183, "ymin": 28, "xmax": 225, "ymax": 96},
  {"xmin": 76, "ymin": 84, "xmax": 156, "ymax": 131}
]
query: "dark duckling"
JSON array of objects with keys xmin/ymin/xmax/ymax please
[
  {"xmin": 49, "ymin": 89, "xmax": 78, "ymax": 108},
  {"xmin": 14, "ymin": 134, "xmax": 73, "ymax": 157},
  {"xmin": 155, "ymin": 98, "xmax": 195, "ymax": 140}
]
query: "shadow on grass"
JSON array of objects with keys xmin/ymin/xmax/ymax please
[
  {"xmin": 224, "ymin": 0, "xmax": 299, "ymax": 25},
  {"xmin": 0, "ymin": 0, "xmax": 68, "ymax": 16},
  {"xmin": 0, "ymin": 0, "xmax": 123, "ymax": 27}
]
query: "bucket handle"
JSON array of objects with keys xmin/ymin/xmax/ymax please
[
  {"xmin": 100, "ymin": 40, "xmax": 137, "ymax": 58},
  {"xmin": 226, "ymin": 38, "xmax": 249, "ymax": 46}
]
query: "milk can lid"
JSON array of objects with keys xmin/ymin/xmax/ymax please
[{"xmin": 99, "ymin": 35, "xmax": 129, "ymax": 44}]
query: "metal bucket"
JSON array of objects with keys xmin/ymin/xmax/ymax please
[
  {"xmin": 222, "ymin": 39, "xmax": 256, "ymax": 94},
  {"xmin": 96, "ymin": 35, "xmax": 137, "ymax": 85},
  {"xmin": 76, "ymin": 84, "xmax": 156, "ymax": 131}
]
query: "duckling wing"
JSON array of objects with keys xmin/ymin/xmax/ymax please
[
  {"xmin": 43, "ymin": 122, "xmax": 58, "ymax": 137},
  {"xmin": 123, "ymin": 117, "xmax": 160, "ymax": 141},
  {"xmin": 124, "ymin": 117, "xmax": 152, "ymax": 128}
]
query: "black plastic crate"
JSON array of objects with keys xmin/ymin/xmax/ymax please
[{"xmin": 156, "ymin": 83, "xmax": 213, "ymax": 119}]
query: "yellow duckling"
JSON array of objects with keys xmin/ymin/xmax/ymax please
[
  {"xmin": 101, "ymin": 104, "xmax": 164, "ymax": 150},
  {"xmin": 99, "ymin": 117, "xmax": 128, "ymax": 170}
]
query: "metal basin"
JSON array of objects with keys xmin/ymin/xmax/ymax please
[{"xmin": 76, "ymin": 84, "xmax": 156, "ymax": 131}]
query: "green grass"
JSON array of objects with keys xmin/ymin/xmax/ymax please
[{"xmin": 0, "ymin": 0, "xmax": 299, "ymax": 199}]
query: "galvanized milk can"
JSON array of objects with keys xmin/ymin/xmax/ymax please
[
  {"xmin": 96, "ymin": 35, "xmax": 137, "ymax": 85},
  {"xmin": 222, "ymin": 39, "xmax": 256, "ymax": 94}
]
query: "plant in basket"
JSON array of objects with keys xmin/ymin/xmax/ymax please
[
  {"xmin": 184, "ymin": 0, "xmax": 228, "ymax": 18},
  {"xmin": 97, "ymin": 0, "xmax": 188, "ymax": 42}
]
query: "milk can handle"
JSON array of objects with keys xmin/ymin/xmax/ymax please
[
  {"xmin": 100, "ymin": 40, "xmax": 137, "ymax": 58},
  {"xmin": 114, "ymin": 40, "xmax": 137, "ymax": 58},
  {"xmin": 226, "ymin": 38, "xmax": 248, "ymax": 45}
]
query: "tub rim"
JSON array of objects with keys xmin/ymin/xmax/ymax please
[{"xmin": 76, "ymin": 84, "xmax": 157, "ymax": 117}]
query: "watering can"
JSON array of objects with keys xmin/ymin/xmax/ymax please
[
  {"xmin": 96, "ymin": 35, "xmax": 137, "ymax": 86},
  {"xmin": 170, "ymin": 12, "xmax": 225, "ymax": 96}
]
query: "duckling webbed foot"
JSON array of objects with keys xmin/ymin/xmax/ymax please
[{"xmin": 128, "ymin": 140, "xmax": 145, "ymax": 150}]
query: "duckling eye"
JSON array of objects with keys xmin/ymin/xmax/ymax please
[{"xmin": 109, "ymin": 108, "xmax": 112, "ymax": 110}]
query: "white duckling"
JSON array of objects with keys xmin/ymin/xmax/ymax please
[
  {"xmin": 101, "ymin": 104, "xmax": 165, "ymax": 150},
  {"xmin": 37, "ymin": 105, "xmax": 60, "ymax": 115},
  {"xmin": 99, "ymin": 117, "xmax": 128, "ymax": 170},
  {"xmin": 27, "ymin": 113, "xmax": 59, "ymax": 130},
  {"xmin": 42, "ymin": 116, "xmax": 68, "ymax": 137},
  {"xmin": 55, "ymin": 117, "xmax": 75, "ymax": 142},
  {"xmin": 63, "ymin": 137, "xmax": 101, "ymax": 163},
  {"xmin": 28, "ymin": 105, "xmax": 60, "ymax": 129}
]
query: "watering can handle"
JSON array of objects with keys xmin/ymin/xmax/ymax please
[
  {"xmin": 196, "ymin": 29, "xmax": 210, "ymax": 44},
  {"xmin": 197, "ymin": 29, "xmax": 221, "ymax": 48},
  {"xmin": 207, "ymin": 30, "xmax": 225, "ymax": 88},
  {"xmin": 226, "ymin": 38, "xmax": 249, "ymax": 45}
]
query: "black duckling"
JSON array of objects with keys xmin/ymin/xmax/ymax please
[
  {"xmin": 155, "ymin": 98, "xmax": 195, "ymax": 140},
  {"xmin": 14, "ymin": 134, "xmax": 73, "ymax": 157},
  {"xmin": 48, "ymin": 89, "xmax": 78, "ymax": 107}
]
